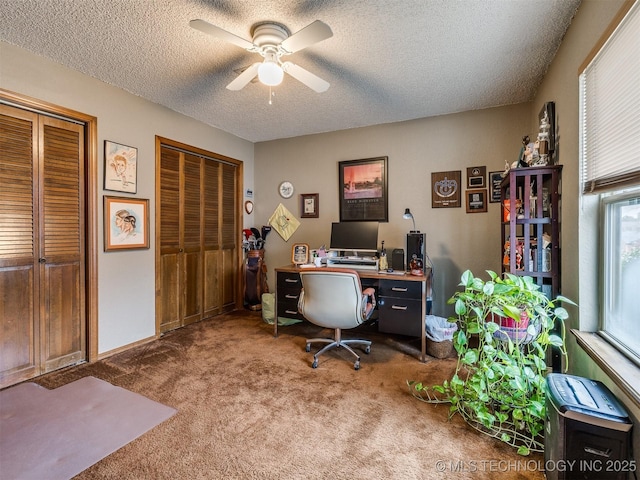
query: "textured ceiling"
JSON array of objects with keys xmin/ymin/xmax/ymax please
[{"xmin": 0, "ymin": 0, "xmax": 581, "ymax": 143}]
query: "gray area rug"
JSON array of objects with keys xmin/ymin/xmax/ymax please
[{"xmin": 0, "ymin": 376, "xmax": 176, "ymax": 480}]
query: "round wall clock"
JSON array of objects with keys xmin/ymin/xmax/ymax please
[
  {"xmin": 278, "ymin": 181, "xmax": 294, "ymax": 199},
  {"xmin": 244, "ymin": 200, "xmax": 254, "ymax": 214}
]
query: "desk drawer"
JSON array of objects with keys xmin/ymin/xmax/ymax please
[
  {"xmin": 379, "ymin": 279, "xmax": 422, "ymax": 299},
  {"xmin": 277, "ymin": 303, "xmax": 305, "ymax": 321},
  {"xmin": 277, "ymin": 287, "xmax": 301, "ymax": 303},
  {"xmin": 377, "ymin": 297, "xmax": 422, "ymax": 336},
  {"xmin": 277, "ymin": 271, "xmax": 302, "ymax": 287}
]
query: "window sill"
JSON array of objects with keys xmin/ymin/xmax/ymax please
[{"xmin": 571, "ymin": 329, "xmax": 640, "ymax": 410}]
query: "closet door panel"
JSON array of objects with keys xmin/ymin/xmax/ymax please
[
  {"xmin": 159, "ymin": 148, "xmax": 180, "ymax": 333},
  {"xmin": 220, "ymin": 163, "xmax": 237, "ymax": 309},
  {"xmin": 42, "ymin": 263, "xmax": 83, "ymax": 370},
  {"xmin": 203, "ymin": 250, "xmax": 221, "ymax": 317},
  {"xmin": 0, "ymin": 267, "xmax": 36, "ymax": 384},
  {"xmin": 0, "ymin": 106, "xmax": 39, "ymax": 386},
  {"xmin": 182, "ymin": 154, "xmax": 202, "ymax": 325},
  {"xmin": 160, "ymin": 254, "xmax": 180, "ymax": 332},
  {"xmin": 39, "ymin": 118, "xmax": 85, "ymax": 372},
  {"xmin": 203, "ymin": 160, "xmax": 220, "ymax": 317}
]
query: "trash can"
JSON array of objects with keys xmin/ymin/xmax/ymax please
[
  {"xmin": 545, "ymin": 373, "xmax": 633, "ymax": 480},
  {"xmin": 425, "ymin": 315, "xmax": 457, "ymax": 358}
]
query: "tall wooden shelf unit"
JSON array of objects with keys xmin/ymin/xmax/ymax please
[{"xmin": 500, "ymin": 165, "xmax": 562, "ymax": 298}]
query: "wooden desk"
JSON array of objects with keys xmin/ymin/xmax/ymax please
[{"xmin": 274, "ymin": 265, "xmax": 431, "ymax": 362}]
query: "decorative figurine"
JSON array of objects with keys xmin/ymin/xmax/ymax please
[{"xmin": 409, "ymin": 254, "xmax": 423, "ymax": 276}]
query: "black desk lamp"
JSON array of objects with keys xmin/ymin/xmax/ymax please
[{"xmin": 403, "ymin": 208, "xmax": 418, "ymax": 233}]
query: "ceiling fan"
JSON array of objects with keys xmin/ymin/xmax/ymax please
[{"xmin": 189, "ymin": 19, "xmax": 333, "ymax": 93}]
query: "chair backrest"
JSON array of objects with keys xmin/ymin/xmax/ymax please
[{"xmin": 298, "ymin": 268, "xmax": 368, "ymax": 330}]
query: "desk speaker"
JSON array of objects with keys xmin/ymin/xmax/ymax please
[{"xmin": 391, "ymin": 249, "xmax": 404, "ymax": 271}]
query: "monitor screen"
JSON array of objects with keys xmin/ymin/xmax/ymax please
[{"xmin": 329, "ymin": 222, "xmax": 379, "ymax": 253}]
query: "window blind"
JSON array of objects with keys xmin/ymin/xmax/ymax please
[{"xmin": 581, "ymin": 1, "xmax": 640, "ymax": 194}]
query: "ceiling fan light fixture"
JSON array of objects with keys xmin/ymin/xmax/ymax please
[{"xmin": 258, "ymin": 56, "xmax": 283, "ymax": 86}]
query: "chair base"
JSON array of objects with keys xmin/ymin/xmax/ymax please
[{"xmin": 305, "ymin": 328, "xmax": 371, "ymax": 370}]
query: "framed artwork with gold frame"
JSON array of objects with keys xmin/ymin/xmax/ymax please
[
  {"xmin": 104, "ymin": 196, "xmax": 149, "ymax": 251},
  {"xmin": 291, "ymin": 243, "xmax": 310, "ymax": 265}
]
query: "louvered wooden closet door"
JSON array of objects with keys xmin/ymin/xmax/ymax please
[
  {"xmin": 39, "ymin": 116, "xmax": 85, "ymax": 372},
  {"xmin": 157, "ymin": 143, "xmax": 239, "ymax": 334},
  {"xmin": 0, "ymin": 105, "xmax": 85, "ymax": 388}
]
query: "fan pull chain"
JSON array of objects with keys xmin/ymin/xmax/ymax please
[{"xmin": 268, "ymin": 86, "xmax": 275, "ymax": 105}]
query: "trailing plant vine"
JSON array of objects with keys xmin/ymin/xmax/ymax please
[{"xmin": 408, "ymin": 270, "xmax": 576, "ymax": 456}]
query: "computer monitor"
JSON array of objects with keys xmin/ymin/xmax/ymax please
[{"xmin": 329, "ymin": 222, "xmax": 379, "ymax": 255}]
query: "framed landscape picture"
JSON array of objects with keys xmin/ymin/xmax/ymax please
[{"xmin": 339, "ymin": 157, "xmax": 388, "ymax": 222}]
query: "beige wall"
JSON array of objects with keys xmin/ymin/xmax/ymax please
[
  {"xmin": 0, "ymin": 41, "xmax": 255, "ymax": 354},
  {"xmin": 532, "ymin": 0, "xmax": 639, "ymax": 461},
  {"xmin": 255, "ymin": 104, "xmax": 531, "ymax": 316}
]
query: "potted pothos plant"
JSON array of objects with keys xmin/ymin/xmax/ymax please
[{"xmin": 409, "ymin": 270, "xmax": 576, "ymax": 456}]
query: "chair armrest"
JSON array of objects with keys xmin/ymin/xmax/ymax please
[{"xmin": 362, "ymin": 287, "xmax": 376, "ymax": 318}]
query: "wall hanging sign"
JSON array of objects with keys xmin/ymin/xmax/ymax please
[
  {"xmin": 466, "ymin": 189, "xmax": 488, "ymax": 213},
  {"xmin": 431, "ymin": 170, "xmax": 461, "ymax": 208},
  {"xmin": 104, "ymin": 196, "xmax": 149, "ymax": 251},
  {"xmin": 489, "ymin": 171, "xmax": 503, "ymax": 203},
  {"xmin": 338, "ymin": 156, "xmax": 388, "ymax": 222},
  {"xmin": 104, "ymin": 140, "xmax": 137, "ymax": 194},
  {"xmin": 466, "ymin": 166, "xmax": 486, "ymax": 188},
  {"xmin": 268, "ymin": 203, "xmax": 300, "ymax": 241},
  {"xmin": 300, "ymin": 193, "xmax": 319, "ymax": 218}
]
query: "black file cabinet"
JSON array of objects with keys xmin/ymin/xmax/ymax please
[
  {"xmin": 276, "ymin": 271, "xmax": 306, "ymax": 322},
  {"xmin": 377, "ymin": 279, "xmax": 423, "ymax": 337}
]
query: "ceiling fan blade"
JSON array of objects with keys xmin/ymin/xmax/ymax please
[
  {"xmin": 189, "ymin": 19, "xmax": 255, "ymax": 50},
  {"xmin": 226, "ymin": 63, "xmax": 260, "ymax": 91},
  {"xmin": 280, "ymin": 20, "xmax": 333, "ymax": 53},
  {"xmin": 282, "ymin": 62, "xmax": 330, "ymax": 93}
]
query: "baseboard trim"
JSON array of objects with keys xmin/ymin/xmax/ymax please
[{"xmin": 97, "ymin": 335, "xmax": 158, "ymax": 360}]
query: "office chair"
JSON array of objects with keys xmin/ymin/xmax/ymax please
[{"xmin": 297, "ymin": 268, "xmax": 376, "ymax": 370}]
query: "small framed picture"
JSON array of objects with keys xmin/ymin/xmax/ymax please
[
  {"xmin": 466, "ymin": 166, "xmax": 486, "ymax": 188},
  {"xmin": 466, "ymin": 189, "xmax": 488, "ymax": 213},
  {"xmin": 292, "ymin": 243, "xmax": 310, "ymax": 265},
  {"xmin": 489, "ymin": 171, "xmax": 504, "ymax": 203},
  {"xmin": 301, "ymin": 193, "xmax": 319, "ymax": 218},
  {"xmin": 104, "ymin": 196, "xmax": 150, "ymax": 251},
  {"xmin": 104, "ymin": 140, "xmax": 137, "ymax": 193}
]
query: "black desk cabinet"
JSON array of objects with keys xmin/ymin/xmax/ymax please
[
  {"xmin": 276, "ymin": 271, "xmax": 306, "ymax": 322},
  {"xmin": 377, "ymin": 279, "xmax": 423, "ymax": 337}
]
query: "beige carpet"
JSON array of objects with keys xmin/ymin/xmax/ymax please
[
  {"xmin": 0, "ymin": 376, "xmax": 176, "ymax": 480},
  {"xmin": 27, "ymin": 311, "xmax": 545, "ymax": 479}
]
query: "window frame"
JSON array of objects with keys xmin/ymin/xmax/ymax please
[{"xmin": 599, "ymin": 189, "xmax": 640, "ymax": 367}]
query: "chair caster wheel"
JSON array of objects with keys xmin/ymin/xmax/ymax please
[
  {"xmin": 364, "ymin": 346, "xmax": 371, "ymax": 354},
  {"xmin": 354, "ymin": 361, "xmax": 360, "ymax": 370},
  {"xmin": 312, "ymin": 360, "xmax": 318, "ymax": 368},
  {"xmin": 306, "ymin": 344, "xmax": 311, "ymax": 352}
]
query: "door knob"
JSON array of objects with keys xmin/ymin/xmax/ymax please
[{"xmin": 38, "ymin": 258, "xmax": 46, "ymax": 263}]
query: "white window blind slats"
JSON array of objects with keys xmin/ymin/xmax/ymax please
[{"xmin": 581, "ymin": 1, "xmax": 640, "ymax": 194}]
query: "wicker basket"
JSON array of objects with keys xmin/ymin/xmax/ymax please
[{"xmin": 426, "ymin": 338, "xmax": 456, "ymax": 359}]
